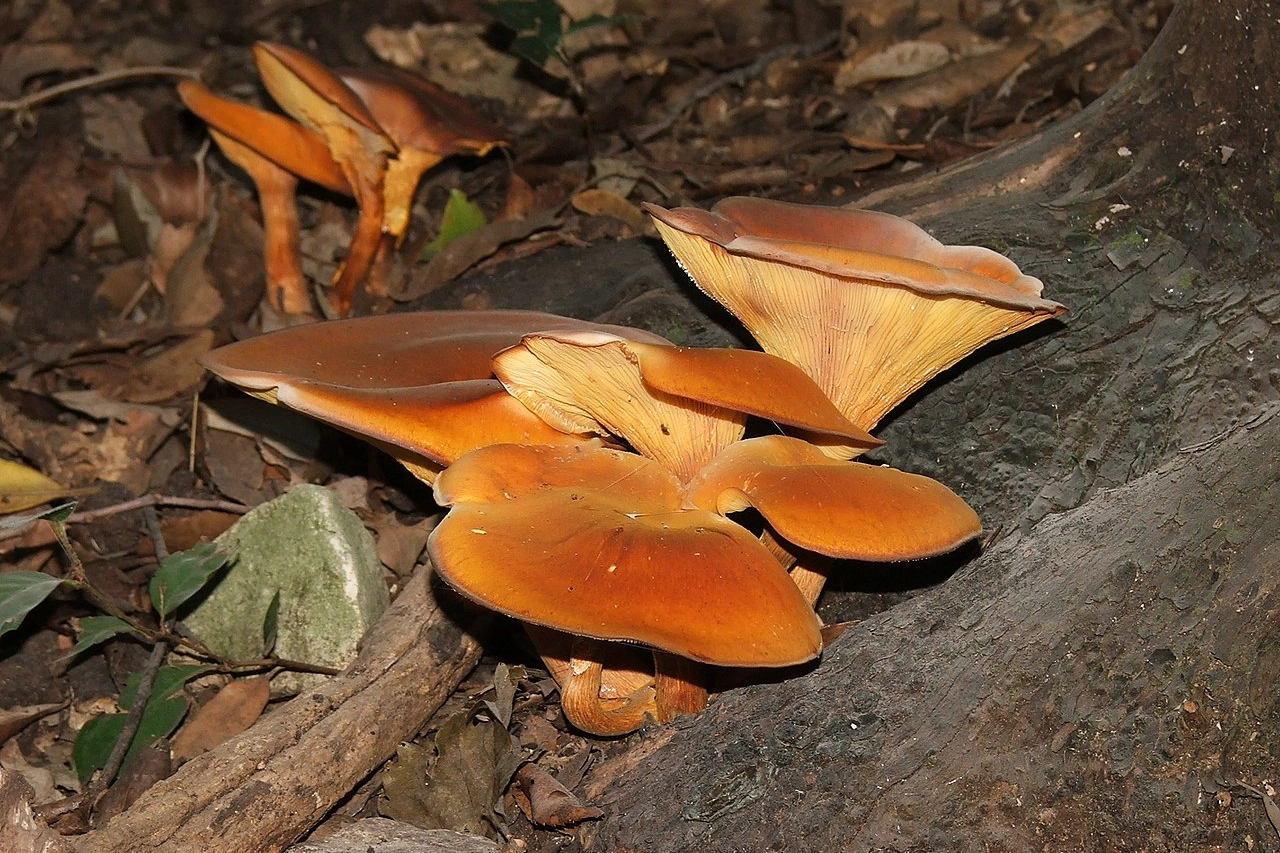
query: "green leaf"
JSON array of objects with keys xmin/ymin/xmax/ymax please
[
  {"xmin": 262, "ymin": 590, "xmax": 280, "ymax": 657},
  {"xmin": 70, "ymin": 615, "xmax": 137, "ymax": 657},
  {"xmin": 119, "ymin": 663, "xmax": 211, "ymax": 710},
  {"xmin": 0, "ymin": 500, "xmax": 78, "ymax": 531},
  {"xmin": 482, "ymin": 0, "xmax": 565, "ymax": 66},
  {"xmin": 149, "ymin": 542, "xmax": 230, "ymax": 622},
  {"xmin": 0, "ymin": 572, "xmax": 64, "ymax": 639},
  {"xmin": 420, "ymin": 189, "xmax": 488, "ymax": 261},
  {"xmin": 482, "ymin": 0, "xmax": 559, "ymax": 35},
  {"xmin": 72, "ymin": 664, "xmax": 211, "ymax": 784}
]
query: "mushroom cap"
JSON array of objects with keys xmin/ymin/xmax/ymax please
[
  {"xmin": 252, "ymin": 42, "xmax": 390, "ymax": 149},
  {"xmin": 686, "ymin": 435, "xmax": 982, "ymax": 561},
  {"xmin": 338, "ymin": 67, "xmax": 510, "ymax": 159},
  {"xmin": 177, "ymin": 80, "xmax": 350, "ymax": 194},
  {"xmin": 336, "ymin": 66, "xmax": 509, "ymax": 243},
  {"xmin": 493, "ymin": 330, "xmax": 880, "ymax": 481},
  {"xmin": 429, "ymin": 442, "xmax": 823, "ymax": 667},
  {"xmin": 200, "ymin": 310, "xmax": 667, "ymax": 390},
  {"xmin": 646, "ymin": 197, "xmax": 1067, "ymax": 429},
  {"xmin": 199, "ymin": 311, "xmax": 667, "ymax": 479}
]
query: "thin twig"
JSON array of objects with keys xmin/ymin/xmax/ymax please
[
  {"xmin": 89, "ymin": 639, "xmax": 171, "ymax": 796},
  {"xmin": 0, "ymin": 66, "xmax": 200, "ymax": 114},
  {"xmin": 0, "ymin": 494, "xmax": 251, "ymax": 544}
]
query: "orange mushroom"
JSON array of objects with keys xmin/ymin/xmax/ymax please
[
  {"xmin": 199, "ymin": 310, "xmax": 667, "ymax": 482},
  {"xmin": 492, "ymin": 330, "xmax": 880, "ymax": 481},
  {"xmin": 252, "ymin": 42, "xmax": 398, "ymax": 316},
  {"xmin": 177, "ymin": 80, "xmax": 349, "ymax": 314},
  {"xmin": 645, "ymin": 197, "xmax": 1066, "ymax": 431},
  {"xmin": 428, "ymin": 441, "xmax": 823, "ymax": 735},
  {"xmin": 687, "ymin": 434, "xmax": 981, "ymax": 580},
  {"xmin": 337, "ymin": 66, "xmax": 509, "ymax": 246}
]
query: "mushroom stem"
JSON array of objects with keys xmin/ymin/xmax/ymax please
[
  {"xmin": 206, "ymin": 129, "xmax": 312, "ymax": 314},
  {"xmin": 330, "ymin": 188, "xmax": 387, "ymax": 314},
  {"xmin": 760, "ymin": 527, "xmax": 830, "ymax": 607},
  {"xmin": 559, "ymin": 641, "xmax": 658, "ymax": 737},
  {"xmin": 787, "ymin": 558, "xmax": 833, "ymax": 610},
  {"xmin": 525, "ymin": 626, "xmax": 660, "ymax": 737},
  {"xmin": 652, "ymin": 652, "xmax": 709, "ymax": 723}
]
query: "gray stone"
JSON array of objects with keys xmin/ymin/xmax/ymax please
[{"xmin": 184, "ymin": 484, "xmax": 389, "ymax": 692}]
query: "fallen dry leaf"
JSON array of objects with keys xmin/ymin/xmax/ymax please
[
  {"xmin": 397, "ymin": 208, "xmax": 559, "ymax": 301},
  {"xmin": 380, "ymin": 705, "xmax": 523, "ymax": 839},
  {"xmin": 118, "ymin": 329, "xmax": 214, "ymax": 404},
  {"xmin": 0, "ymin": 703, "xmax": 65, "ymax": 743},
  {"xmin": 0, "ymin": 767, "xmax": 73, "ymax": 853},
  {"xmin": 571, "ymin": 188, "xmax": 649, "ymax": 233},
  {"xmin": 511, "ymin": 762, "xmax": 603, "ymax": 828},
  {"xmin": 0, "ymin": 116, "xmax": 88, "ymax": 289},
  {"xmin": 171, "ymin": 677, "xmax": 271, "ymax": 762},
  {"xmin": 0, "ymin": 459, "xmax": 88, "ymax": 515}
]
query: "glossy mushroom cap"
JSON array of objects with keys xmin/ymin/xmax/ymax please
[
  {"xmin": 199, "ymin": 311, "xmax": 667, "ymax": 481},
  {"xmin": 429, "ymin": 442, "xmax": 823, "ymax": 667},
  {"xmin": 646, "ymin": 197, "xmax": 1066, "ymax": 430},
  {"xmin": 687, "ymin": 435, "xmax": 982, "ymax": 561},
  {"xmin": 178, "ymin": 79, "xmax": 350, "ymax": 313},
  {"xmin": 177, "ymin": 80, "xmax": 349, "ymax": 194}
]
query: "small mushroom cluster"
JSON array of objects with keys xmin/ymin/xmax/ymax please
[
  {"xmin": 202, "ymin": 197, "xmax": 1065, "ymax": 736},
  {"xmin": 180, "ymin": 43, "xmax": 509, "ymax": 317}
]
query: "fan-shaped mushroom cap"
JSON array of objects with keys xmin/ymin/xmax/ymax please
[
  {"xmin": 338, "ymin": 67, "xmax": 510, "ymax": 243},
  {"xmin": 646, "ymin": 197, "xmax": 1066, "ymax": 429},
  {"xmin": 178, "ymin": 80, "xmax": 349, "ymax": 194},
  {"xmin": 493, "ymin": 331, "xmax": 880, "ymax": 481},
  {"xmin": 687, "ymin": 435, "xmax": 982, "ymax": 561},
  {"xmin": 199, "ymin": 311, "xmax": 666, "ymax": 481},
  {"xmin": 429, "ymin": 442, "xmax": 823, "ymax": 667}
]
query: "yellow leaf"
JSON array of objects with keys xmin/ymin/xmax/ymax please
[{"xmin": 0, "ymin": 459, "xmax": 81, "ymax": 514}]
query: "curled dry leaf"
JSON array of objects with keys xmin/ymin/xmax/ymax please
[{"xmin": 512, "ymin": 763, "xmax": 603, "ymax": 828}]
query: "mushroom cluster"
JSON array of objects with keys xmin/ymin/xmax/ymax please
[
  {"xmin": 201, "ymin": 197, "xmax": 1065, "ymax": 736},
  {"xmin": 180, "ymin": 43, "xmax": 509, "ymax": 316}
]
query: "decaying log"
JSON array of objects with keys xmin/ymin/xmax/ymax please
[
  {"xmin": 525, "ymin": 0, "xmax": 1280, "ymax": 849},
  {"xmin": 576, "ymin": 403, "xmax": 1280, "ymax": 851},
  {"xmin": 71, "ymin": 568, "xmax": 483, "ymax": 853}
]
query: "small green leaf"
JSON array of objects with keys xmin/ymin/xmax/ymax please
[
  {"xmin": 262, "ymin": 590, "xmax": 280, "ymax": 657},
  {"xmin": 119, "ymin": 663, "xmax": 211, "ymax": 710},
  {"xmin": 70, "ymin": 615, "xmax": 137, "ymax": 657},
  {"xmin": 0, "ymin": 572, "xmax": 64, "ymax": 639},
  {"xmin": 72, "ymin": 664, "xmax": 211, "ymax": 784},
  {"xmin": 0, "ymin": 500, "xmax": 78, "ymax": 531},
  {"xmin": 149, "ymin": 542, "xmax": 230, "ymax": 622},
  {"xmin": 420, "ymin": 190, "xmax": 488, "ymax": 260},
  {"xmin": 482, "ymin": 0, "xmax": 565, "ymax": 66}
]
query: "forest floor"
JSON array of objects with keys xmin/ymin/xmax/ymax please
[{"xmin": 0, "ymin": 0, "xmax": 1168, "ymax": 847}]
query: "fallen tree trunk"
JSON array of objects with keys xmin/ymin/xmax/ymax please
[
  {"xmin": 71, "ymin": 570, "xmax": 483, "ymax": 853},
  {"xmin": 580, "ymin": 403, "xmax": 1280, "ymax": 850},
  {"xmin": 540, "ymin": 0, "xmax": 1280, "ymax": 849}
]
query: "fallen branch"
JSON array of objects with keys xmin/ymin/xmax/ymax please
[{"xmin": 69, "ymin": 565, "xmax": 484, "ymax": 853}]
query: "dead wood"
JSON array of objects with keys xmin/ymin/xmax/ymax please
[
  {"xmin": 528, "ymin": 0, "xmax": 1280, "ymax": 849},
  {"xmin": 70, "ymin": 568, "xmax": 483, "ymax": 853},
  {"xmin": 579, "ymin": 402, "xmax": 1280, "ymax": 850}
]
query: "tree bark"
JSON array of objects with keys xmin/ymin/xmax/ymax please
[{"xmin": 529, "ymin": 0, "xmax": 1280, "ymax": 849}]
